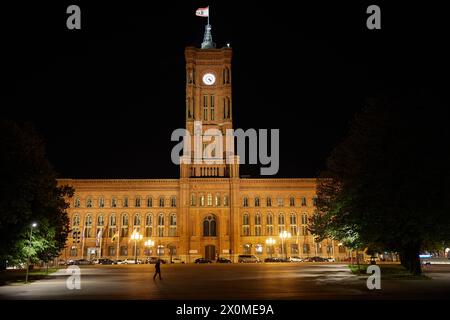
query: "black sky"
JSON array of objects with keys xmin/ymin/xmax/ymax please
[{"xmin": 2, "ymin": 1, "xmax": 449, "ymax": 178}]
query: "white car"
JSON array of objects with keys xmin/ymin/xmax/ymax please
[
  {"xmin": 122, "ymin": 258, "xmax": 143, "ymax": 264},
  {"xmin": 288, "ymin": 256, "xmax": 303, "ymax": 262},
  {"xmin": 171, "ymin": 258, "xmax": 185, "ymax": 264}
]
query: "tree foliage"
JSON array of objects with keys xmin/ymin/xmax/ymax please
[
  {"xmin": 0, "ymin": 120, "xmax": 73, "ymax": 269},
  {"xmin": 310, "ymin": 91, "xmax": 450, "ymax": 274}
]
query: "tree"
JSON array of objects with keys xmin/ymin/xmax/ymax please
[
  {"xmin": 0, "ymin": 120, "xmax": 73, "ymax": 269},
  {"xmin": 311, "ymin": 90, "xmax": 450, "ymax": 274}
]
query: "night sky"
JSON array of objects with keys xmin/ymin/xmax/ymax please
[{"xmin": 3, "ymin": 1, "xmax": 449, "ymax": 179}]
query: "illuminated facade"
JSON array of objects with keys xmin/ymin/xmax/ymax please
[{"xmin": 58, "ymin": 26, "xmax": 349, "ymax": 263}]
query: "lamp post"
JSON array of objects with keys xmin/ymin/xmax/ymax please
[
  {"xmin": 25, "ymin": 222, "xmax": 37, "ymax": 284},
  {"xmin": 265, "ymin": 238, "xmax": 276, "ymax": 259},
  {"xmin": 144, "ymin": 239, "xmax": 154, "ymax": 259},
  {"xmin": 279, "ymin": 231, "xmax": 291, "ymax": 260},
  {"xmin": 130, "ymin": 231, "xmax": 143, "ymax": 264}
]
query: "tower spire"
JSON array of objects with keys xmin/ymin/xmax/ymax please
[{"xmin": 201, "ymin": 24, "xmax": 216, "ymax": 49}]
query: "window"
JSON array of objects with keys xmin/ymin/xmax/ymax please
[
  {"xmin": 123, "ymin": 197, "xmax": 128, "ymax": 208},
  {"xmin": 97, "ymin": 215, "xmax": 104, "ymax": 226},
  {"xmin": 242, "ymin": 213, "xmax": 250, "ymax": 236},
  {"xmin": 99, "ymin": 197, "xmax": 105, "ymax": 208},
  {"xmin": 290, "ymin": 225, "xmax": 298, "ymax": 236},
  {"xmin": 159, "ymin": 197, "xmax": 165, "ymax": 207},
  {"xmin": 210, "ymin": 95, "xmax": 215, "ymax": 121},
  {"xmin": 255, "ymin": 244, "xmax": 263, "ymax": 254},
  {"xmin": 73, "ymin": 215, "xmax": 80, "ymax": 226},
  {"xmin": 266, "ymin": 213, "xmax": 273, "ymax": 236},
  {"xmin": 121, "ymin": 227, "xmax": 128, "ymax": 237},
  {"xmin": 122, "ymin": 214, "xmax": 128, "ymax": 226},
  {"xmin": 315, "ymin": 242, "xmax": 322, "ymax": 253},
  {"xmin": 312, "ymin": 197, "xmax": 318, "ymax": 206},
  {"xmin": 145, "ymin": 214, "xmax": 153, "ymax": 237},
  {"xmin": 108, "ymin": 227, "xmax": 116, "ymax": 238},
  {"xmin": 147, "ymin": 197, "xmax": 153, "ymax": 207},
  {"xmin": 301, "ymin": 197, "xmax": 307, "ymax": 206},
  {"xmin": 120, "ymin": 246, "xmax": 128, "ymax": 256},
  {"xmin": 135, "ymin": 197, "xmax": 141, "ymax": 207},
  {"xmin": 243, "ymin": 197, "xmax": 249, "ymax": 207},
  {"xmin": 203, "ymin": 95, "xmax": 208, "ymax": 121},
  {"xmin": 109, "ymin": 214, "xmax": 116, "ymax": 226},
  {"xmin": 169, "ymin": 214, "xmax": 177, "ymax": 236},
  {"xmin": 255, "ymin": 197, "xmax": 260, "ymax": 207},
  {"xmin": 203, "ymin": 215, "xmax": 217, "ymax": 236},
  {"xmin": 339, "ymin": 245, "xmax": 346, "ymax": 253},
  {"xmin": 290, "ymin": 213, "xmax": 297, "ymax": 225},
  {"xmin": 289, "ymin": 196, "xmax": 295, "ymax": 207},
  {"xmin": 278, "ymin": 213, "xmax": 285, "ymax": 233},
  {"xmin": 255, "ymin": 213, "xmax": 262, "ymax": 235},
  {"xmin": 207, "ymin": 193, "xmax": 213, "ymax": 206},
  {"xmin": 70, "ymin": 247, "xmax": 77, "ymax": 257},
  {"xmin": 157, "ymin": 213, "xmax": 165, "ymax": 237},
  {"xmin": 302, "ymin": 226, "xmax": 308, "ymax": 236},
  {"xmin": 301, "ymin": 213, "xmax": 308, "ymax": 225},
  {"xmin": 223, "ymin": 195, "xmax": 229, "ymax": 206},
  {"xmin": 171, "ymin": 196, "xmax": 177, "ymax": 207},
  {"xmin": 215, "ymin": 194, "xmax": 220, "ymax": 206},
  {"xmin": 200, "ymin": 195, "xmax": 205, "ymax": 206},
  {"xmin": 134, "ymin": 214, "xmax": 141, "ymax": 226},
  {"xmin": 74, "ymin": 197, "xmax": 80, "ymax": 208},
  {"xmin": 190, "ymin": 193, "xmax": 196, "ymax": 206},
  {"xmin": 277, "ymin": 197, "xmax": 283, "ymax": 207},
  {"xmin": 303, "ymin": 244, "xmax": 310, "ymax": 254},
  {"xmin": 86, "ymin": 197, "xmax": 93, "ymax": 208},
  {"xmin": 111, "ymin": 197, "xmax": 117, "ymax": 208},
  {"xmin": 243, "ymin": 244, "xmax": 251, "ymax": 254},
  {"xmin": 85, "ymin": 215, "xmax": 93, "ymax": 226},
  {"xmin": 266, "ymin": 197, "xmax": 272, "ymax": 207},
  {"xmin": 291, "ymin": 244, "xmax": 299, "ymax": 255},
  {"xmin": 108, "ymin": 246, "xmax": 115, "ymax": 256}
]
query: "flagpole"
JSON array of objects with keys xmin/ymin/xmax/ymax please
[{"xmin": 208, "ymin": 6, "xmax": 210, "ymax": 25}]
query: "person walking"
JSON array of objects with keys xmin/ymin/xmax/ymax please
[{"xmin": 153, "ymin": 259, "xmax": 162, "ymax": 280}]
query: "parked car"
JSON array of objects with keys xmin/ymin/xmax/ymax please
[
  {"xmin": 67, "ymin": 259, "xmax": 76, "ymax": 265},
  {"xmin": 76, "ymin": 259, "xmax": 93, "ymax": 265},
  {"xmin": 112, "ymin": 259, "xmax": 124, "ymax": 265},
  {"xmin": 326, "ymin": 257, "xmax": 336, "ymax": 262},
  {"xmin": 194, "ymin": 258, "xmax": 212, "ymax": 264},
  {"xmin": 171, "ymin": 258, "xmax": 185, "ymax": 264},
  {"xmin": 216, "ymin": 257, "xmax": 232, "ymax": 263},
  {"xmin": 122, "ymin": 258, "xmax": 143, "ymax": 264},
  {"xmin": 238, "ymin": 255, "xmax": 260, "ymax": 263},
  {"xmin": 145, "ymin": 257, "xmax": 166, "ymax": 264},
  {"xmin": 97, "ymin": 258, "xmax": 114, "ymax": 265},
  {"xmin": 308, "ymin": 256, "xmax": 328, "ymax": 262},
  {"xmin": 264, "ymin": 257, "xmax": 283, "ymax": 262},
  {"xmin": 58, "ymin": 260, "xmax": 67, "ymax": 266},
  {"xmin": 288, "ymin": 256, "xmax": 303, "ymax": 262}
]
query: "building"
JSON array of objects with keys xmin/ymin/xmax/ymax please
[{"xmin": 58, "ymin": 23, "xmax": 349, "ymax": 263}]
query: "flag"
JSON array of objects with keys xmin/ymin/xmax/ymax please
[{"xmin": 196, "ymin": 7, "xmax": 209, "ymax": 17}]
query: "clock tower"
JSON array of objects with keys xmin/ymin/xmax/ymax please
[{"xmin": 181, "ymin": 24, "xmax": 238, "ymax": 178}]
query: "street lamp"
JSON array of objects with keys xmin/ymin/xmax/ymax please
[
  {"xmin": 130, "ymin": 231, "xmax": 143, "ymax": 264},
  {"xmin": 25, "ymin": 222, "xmax": 38, "ymax": 283},
  {"xmin": 265, "ymin": 238, "xmax": 276, "ymax": 259},
  {"xmin": 279, "ymin": 231, "xmax": 291, "ymax": 260},
  {"xmin": 144, "ymin": 239, "xmax": 154, "ymax": 258}
]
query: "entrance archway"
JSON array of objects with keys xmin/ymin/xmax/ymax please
[{"xmin": 205, "ymin": 245, "xmax": 215, "ymax": 261}]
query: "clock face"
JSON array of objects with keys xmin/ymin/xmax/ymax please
[{"xmin": 202, "ymin": 73, "xmax": 216, "ymax": 85}]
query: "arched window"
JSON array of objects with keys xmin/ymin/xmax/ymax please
[
  {"xmin": 158, "ymin": 213, "xmax": 164, "ymax": 237},
  {"xmin": 169, "ymin": 214, "xmax": 177, "ymax": 236},
  {"xmin": 123, "ymin": 197, "xmax": 129, "ymax": 208},
  {"xmin": 203, "ymin": 215, "xmax": 217, "ymax": 236},
  {"xmin": 242, "ymin": 213, "xmax": 250, "ymax": 236},
  {"xmin": 200, "ymin": 195, "xmax": 205, "ymax": 206},
  {"xmin": 190, "ymin": 193, "xmax": 196, "ymax": 206},
  {"xmin": 147, "ymin": 197, "xmax": 153, "ymax": 207},
  {"xmin": 122, "ymin": 214, "xmax": 129, "ymax": 226},
  {"xmin": 255, "ymin": 213, "xmax": 262, "ymax": 236},
  {"xmin": 85, "ymin": 215, "xmax": 92, "ymax": 226},
  {"xmin": 278, "ymin": 213, "xmax": 285, "ymax": 233},
  {"xmin": 86, "ymin": 197, "xmax": 93, "ymax": 208},
  {"xmin": 111, "ymin": 197, "xmax": 117, "ymax": 208},
  {"xmin": 289, "ymin": 196, "xmax": 295, "ymax": 207},
  {"xmin": 134, "ymin": 214, "xmax": 141, "ymax": 226},
  {"xmin": 255, "ymin": 197, "xmax": 260, "ymax": 207},
  {"xmin": 215, "ymin": 194, "xmax": 220, "ymax": 206},
  {"xmin": 97, "ymin": 215, "xmax": 104, "ymax": 226},
  {"xmin": 243, "ymin": 197, "xmax": 249, "ymax": 207},
  {"xmin": 159, "ymin": 197, "xmax": 165, "ymax": 207},
  {"xmin": 109, "ymin": 214, "xmax": 116, "ymax": 226},
  {"xmin": 266, "ymin": 213, "xmax": 273, "ymax": 236},
  {"xmin": 266, "ymin": 213, "xmax": 273, "ymax": 225},
  {"xmin": 266, "ymin": 197, "xmax": 272, "ymax": 207},
  {"xmin": 171, "ymin": 196, "xmax": 177, "ymax": 207},
  {"xmin": 74, "ymin": 197, "xmax": 80, "ymax": 208},
  {"xmin": 145, "ymin": 214, "xmax": 153, "ymax": 237},
  {"xmin": 135, "ymin": 197, "xmax": 141, "ymax": 207},
  {"xmin": 85, "ymin": 214, "xmax": 93, "ymax": 238},
  {"xmin": 73, "ymin": 215, "xmax": 80, "ymax": 226},
  {"xmin": 99, "ymin": 197, "xmax": 105, "ymax": 208},
  {"xmin": 301, "ymin": 197, "xmax": 307, "ymax": 206},
  {"xmin": 301, "ymin": 213, "xmax": 308, "ymax": 225},
  {"xmin": 290, "ymin": 213, "xmax": 297, "ymax": 225}
]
